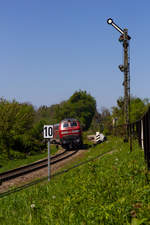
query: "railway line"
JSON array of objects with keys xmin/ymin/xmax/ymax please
[{"xmin": 0, "ymin": 149, "xmax": 78, "ymax": 183}]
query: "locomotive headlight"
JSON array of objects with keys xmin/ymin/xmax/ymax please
[
  {"xmin": 107, "ymin": 18, "xmax": 113, "ymax": 25},
  {"xmin": 61, "ymin": 131, "xmax": 69, "ymax": 134},
  {"xmin": 72, "ymin": 130, "xmax": 80, "ymax": 133}
]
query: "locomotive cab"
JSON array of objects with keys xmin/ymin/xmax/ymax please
[
  {"xmin": 51, "ymin": 123, "xmax": 60, "ymax": 144},
  {"xmin": 59, "ymin": 118, "xmax": 82, "ymax": 150}
]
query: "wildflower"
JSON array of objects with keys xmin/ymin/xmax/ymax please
[
  {"xmin": 115, "ymin": 158, "xmax": 118, "ymax": 161},
  {"xmin": 31, "ymin": 204, "xmax": 35, "ymax": 209},
  {"xmin": 133, "ymin": 203, "xmax": 142, "ymax": 209},
  {"xmin": 52, "ymin": 195, "xmax": 56, "ymax": 199},
  {"xmin": 130, "ymin": 210, "xmax": 136, "ymax": 218}
]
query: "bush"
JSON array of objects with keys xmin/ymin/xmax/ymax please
[{"xmin": 0, "ymin": 98, "xmax": 46, "ymax": 158}]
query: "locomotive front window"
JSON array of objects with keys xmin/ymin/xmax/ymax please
[
  {"xmin": 62, "ymin": 121, "xmax": 77, "ymax": 128},
  {"xmin": 70, "ymin": 121, "xmax": 77, "ymax": 127},
  {"xmin": 63, "ymin": 123, "xmax": 69, "ymax": 128}
]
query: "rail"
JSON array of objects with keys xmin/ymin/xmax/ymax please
[{"xmin": 0, "ymin": 150, "xmax": 78, "ymax": 183}]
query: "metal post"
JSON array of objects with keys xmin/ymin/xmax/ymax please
[
  {"xmin": 107, "ymin": 19, "xmax": 131, "ymax": 146},
  {"xmin": 141, "ymin": 119, "xmax": 144, "ymax": 149},
  {"xmin": 48, "ymin": 139, "xmax": 50, "ymax": 181},
  {"xmin": 123, "ymin": 29, "xmax": 129, "ymax": 142}
]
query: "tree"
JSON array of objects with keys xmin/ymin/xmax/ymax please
[
  {"xmin": 100, "ymin": 107, "xmax": 112, "ymax": 135},
  {"xmin": 55, "ymin": 90, "xmax": 96, "ymax": 130},
  {"xmin": 35, "ymin": 104, "xmax": 59, "ymax": 124},
  {"xmin": 112, "ymin": 96, "xmax": 149, "ymax": 125},
  {"xmin": 130, "ymin": 97, "xmax": 149, "ymax": 122},
  {"xmin": 0, "ymin": 98, "xmax": 35, "ymax": 158},
  {"xmin": 112, "ymin": 97, "xmax": 124, "ymax": 125},
  {"xmin": 90, "ymin": 110, "xmax": 102, "ymax": 132}
]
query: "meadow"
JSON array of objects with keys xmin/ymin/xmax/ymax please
[{"xmin": 0, "ymin": 137, "xmax": 150, "ymax": 225}]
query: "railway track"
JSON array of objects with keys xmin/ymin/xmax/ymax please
[{"xmin": 0, "ymin": 150, "xmax": 78, "ymax": 183}]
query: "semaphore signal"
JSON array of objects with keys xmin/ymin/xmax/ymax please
[{"xmin": 107, "ymin": 18, "xmax": 132, "ymax": 150}]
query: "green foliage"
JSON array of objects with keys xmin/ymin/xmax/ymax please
[
  {"xmin": 0, "ymin": 98, "xmax": 34, "ymax": 158},
  {"xmin": 90, "ymin": 110, "xmax": 101, "ymax": 132},
  {"xmin": 35, "ymin": 104, "xmax": 59, "ymax": 124},
  {"xmin": 0, "ymin": 90, "xmax": 96, "ymax": 160},
  {"xmin": 12, "ymin": 120, "xmax": 46, "ymax": 154},
  {"xmin": 55, "ymin": 90, "xmax": 96, "ymax": 130},
  {"xmin": 100, "ymin": 107, "xmax": 112, "ymax": 135},
  {"xmin": 0, "ymin": 144, "xmax": 58, "ymax": 173},
  {"xmin": 112, "ymin": 96, "xmax": 124, "ymax": 125},
  {"xmin": 130, "ymin": 97, "xmax": 148, "ymax": 122},
  {"xmin": 0, "ymin": 98, "xmax": 46, "ymax": 159},
  {"xmin": 90, "ymin": 108, "xmax": 112, "ymax": 135},
  {"xmin": 112, "ymin": 96, "xmax": 149, "ymax": 125},
  {"xmin": 1, "ymin": 138, "xmax": 150, "ymax": 224}
]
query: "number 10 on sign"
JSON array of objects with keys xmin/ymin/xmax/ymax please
[{"xmin": 43, "ymin": 125, "xmax": 53, "ymax": 139}]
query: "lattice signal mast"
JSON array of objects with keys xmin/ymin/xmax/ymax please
[{"xmin": 107, "ymin": 18, "xmax": 131, "ymax": 142}]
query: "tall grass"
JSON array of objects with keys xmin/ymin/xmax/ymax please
[{"xmin": 0, "ymin": 137, "xmax": 150, "ymax": 225}]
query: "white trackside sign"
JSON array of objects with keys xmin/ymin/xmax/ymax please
[
  {"xmin": 43, "ymin": 125, "xmax": 53, "ymax": 139},
  {"xmin": 43, "ymin": 125, "xmax": 54, "ymax": 182}
]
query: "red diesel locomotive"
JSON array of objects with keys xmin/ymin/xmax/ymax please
[{"xmin": 52, "ymin": 118, "xmax": 82, "ymax": 150}]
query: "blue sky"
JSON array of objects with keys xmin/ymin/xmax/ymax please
[{"xmin": 0, "ymin": 0, "xmax": 149, "ymax": 112}]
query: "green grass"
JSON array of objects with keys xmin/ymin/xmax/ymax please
[
  {"xmin": 0, "ymin": 144, "xmax": 59, "ymax": 173},
  {"xmin": 0, "ymin": 137, "xmax": 150, "ymax": 225}
]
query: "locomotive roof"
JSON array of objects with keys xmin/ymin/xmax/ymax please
[{"xmin": 61, "ymin": 118, "xmax": 78, "ymax": 122}]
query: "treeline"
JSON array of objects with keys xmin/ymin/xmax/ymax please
[
  {"xmin": 0, "ymin": 98, "xmax": 46, "ymax": 159},
  {"xmin": 93, "ymin": 96, "xmax": 150, "ymax": 135},
  {"xmin": 0, "ymin": 91, "xmax": 149, "ymax": 160},
  {"xmin": 0, "ymin": 90, "xmax": 96, "ymax": 159},
  {"xmin": 36, "ymin": 90, "xmax": 96, "ymax": 130},
  {"xmin": 112, "ymin": 96, "xmax": 150, "ymax": 125}
]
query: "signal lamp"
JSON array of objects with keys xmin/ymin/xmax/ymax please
[
  {"xmin": 118, "ymin": 65, "xmax": 124, "ymax": 72},
  {"xmin": 107, "ymin": 18, "xmax": 113, "ymax": 25}
]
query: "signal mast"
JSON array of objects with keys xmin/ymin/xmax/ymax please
[{"xmin": 107, "ymin": 18, "xmax": 131, "ymax": 145}]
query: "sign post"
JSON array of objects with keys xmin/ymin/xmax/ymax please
[{"xmin": 43, "ymin": 125, "xmax": 53, "ymax": 181}]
